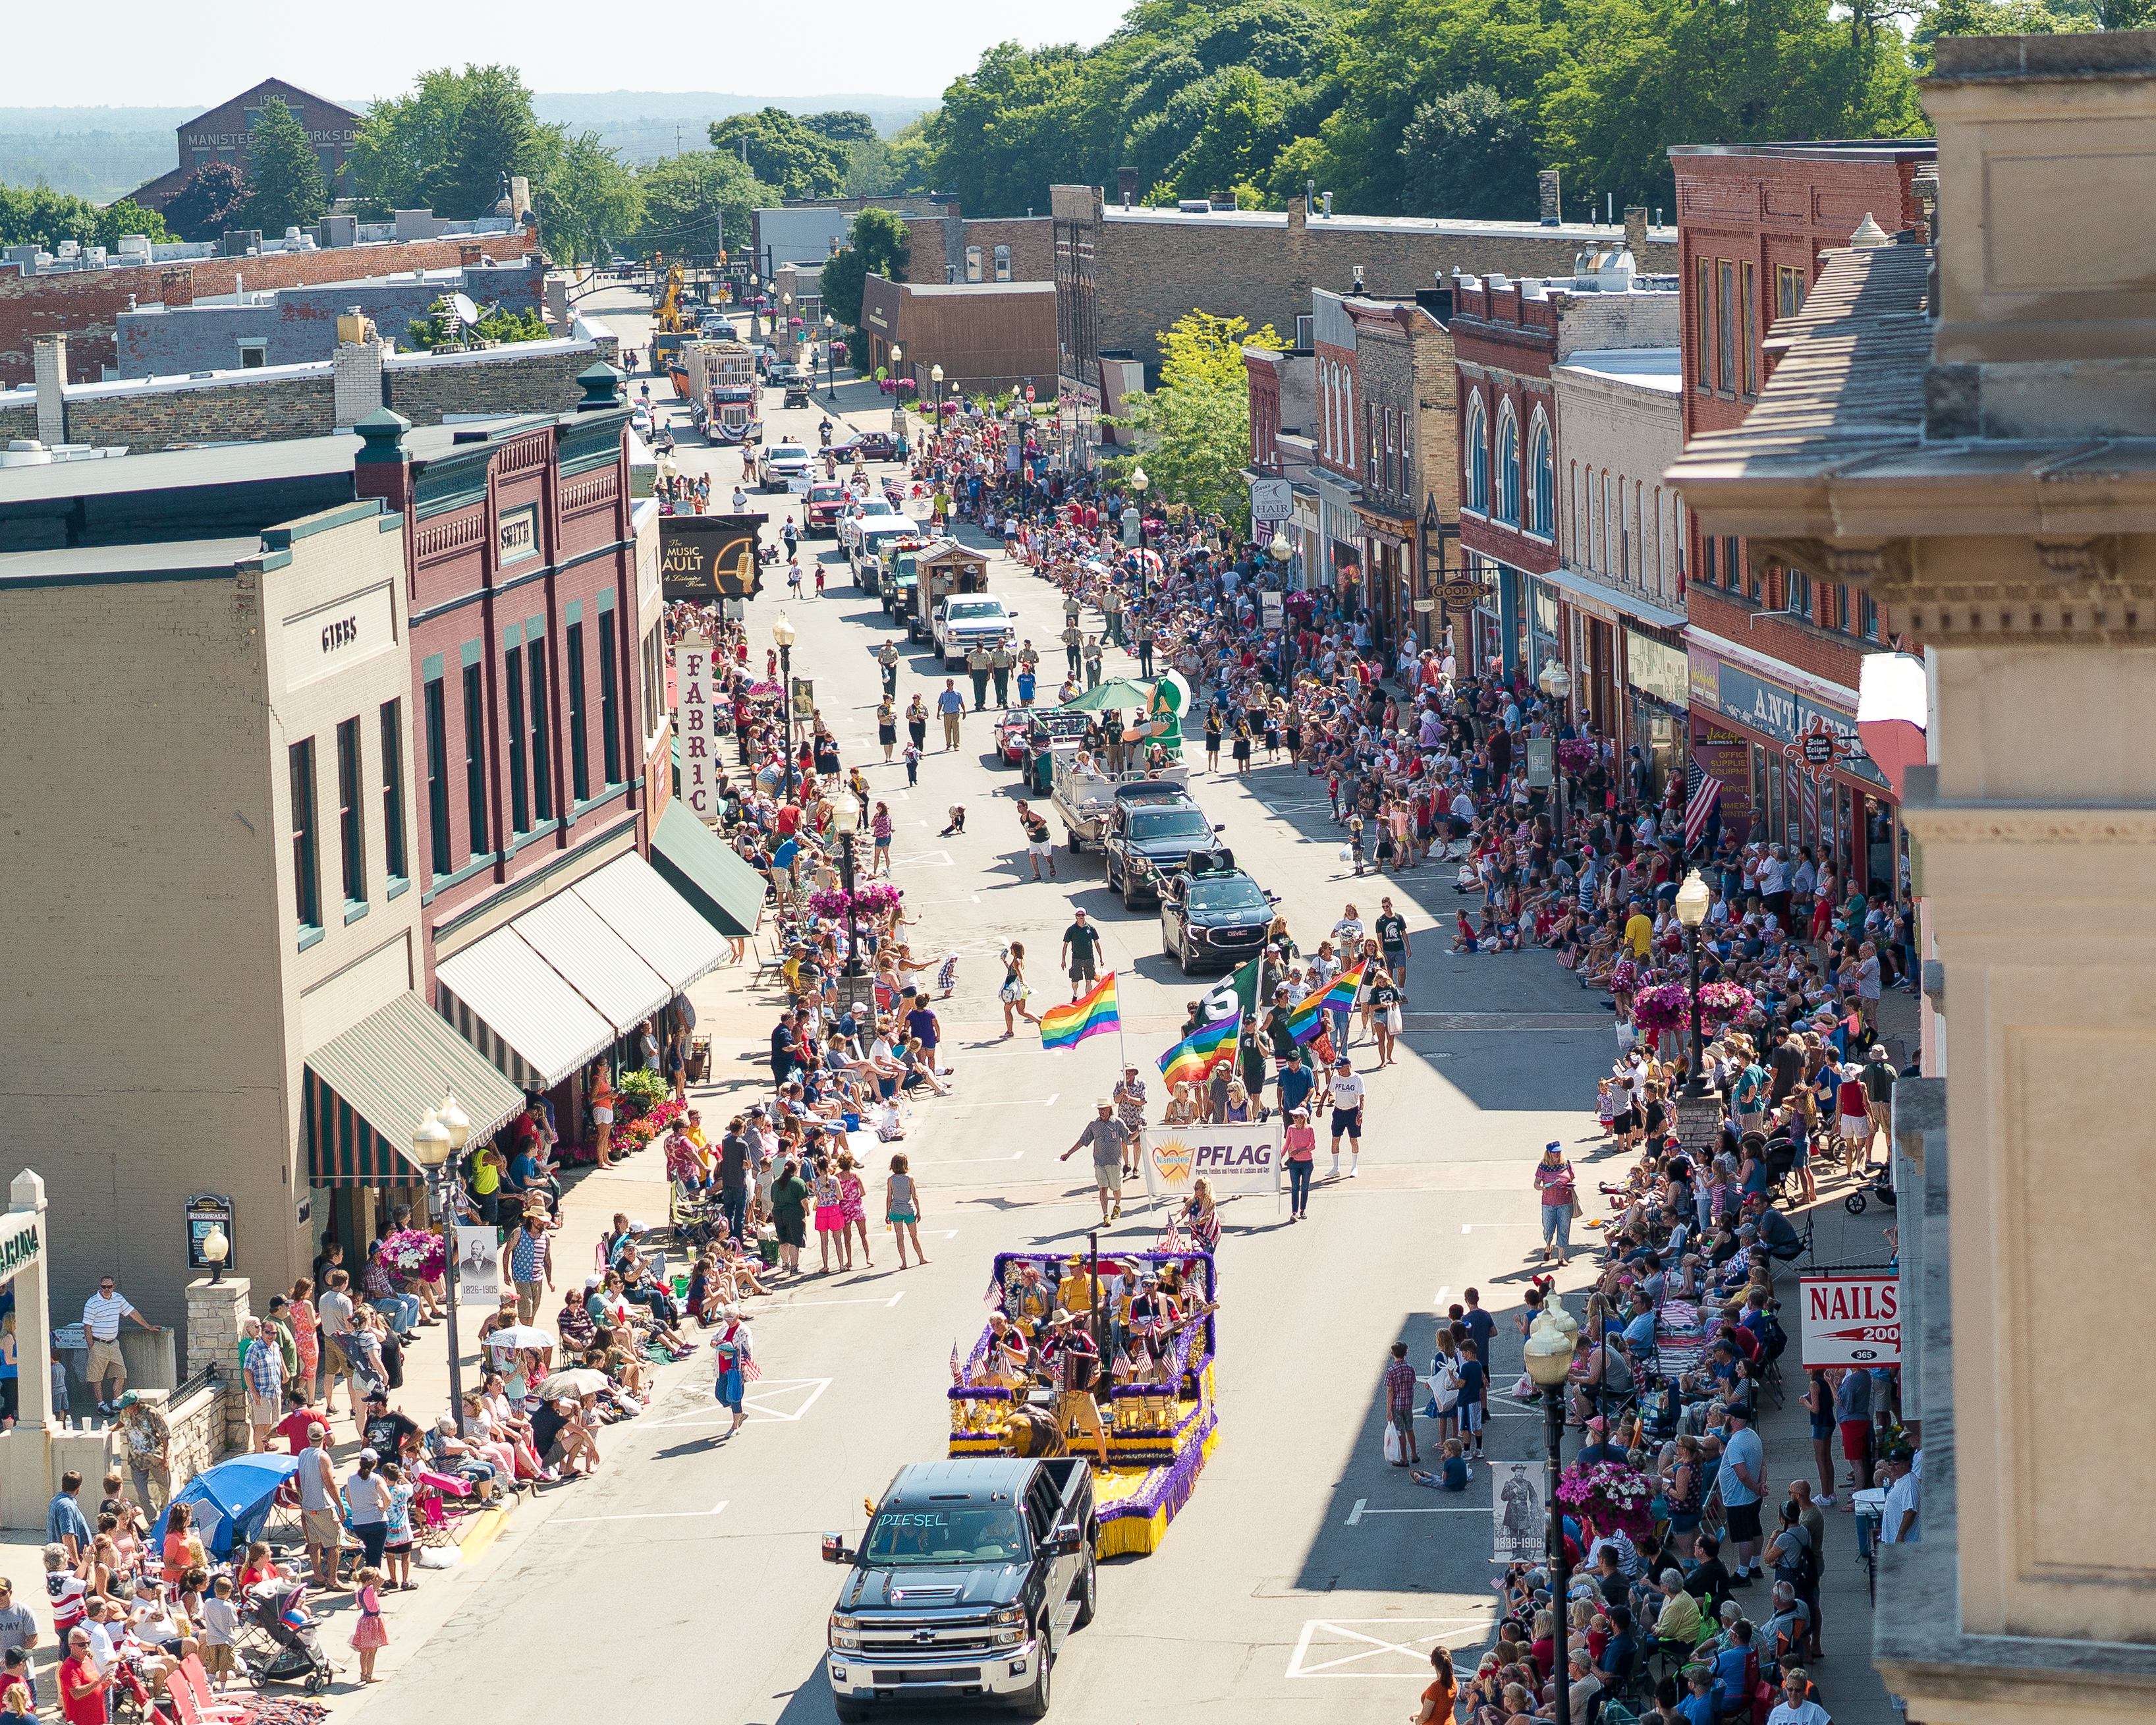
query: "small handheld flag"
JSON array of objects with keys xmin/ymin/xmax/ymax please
[{"xmin": 1040, "ymin": 972, "xmax": 1120, "ymax": 1049}]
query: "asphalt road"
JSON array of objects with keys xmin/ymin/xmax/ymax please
[{"xmin": 352, "ymin": 287, "xmax": 1620, "ymax": 1725}]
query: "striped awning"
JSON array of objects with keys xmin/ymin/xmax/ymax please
[
  {"xmin": 304, "ymin": 994, "xmax": 526, "ymax": 1186},
  {"xmin": 437, "ymin": 925, "xmax": 619, "ymax": 1092},
  {"xmin": 569, "ymin": 853, "xmax": 727, "ymax": 992}
]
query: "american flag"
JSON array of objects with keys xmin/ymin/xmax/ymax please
[{"xmin": 1683, "ymin": 763, "xmax": 1720, "ymax": 853}]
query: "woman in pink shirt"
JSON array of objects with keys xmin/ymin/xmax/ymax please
[{"xmin": 1283, "ymin": 1106, "xmax": 1316, "ymax": 1222}]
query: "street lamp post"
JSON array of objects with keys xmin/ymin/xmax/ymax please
[
  {"xmin": 772, "ymin": 613, "xmax": 798, "ymax": 799},
  {"xmin": 1524, "ymin": 1309, "xmax": 1580, "ymax": 1725},
  {"xmin": 1674, "ymin": 868, "xmax": 1713, "ymax": 1092},
  {"xmin": 409, "ymin": 1094, "xmax": 473, "ymax": 1414},
  {"xmin": 781, "ymin": 292, "xmax": 794, "ymax": 361},
  {"xmin": 930, "ymin": 363, "xmax": 945, "ymax": 433},
  {"xmin": 1539, "ymin": 662, "xmax": 1572, "ymax": 847},
  {"xmin": 1129, "ymin": 465, "xmax": 1151, "ymax": 603},
  {"xmin": 833, "ymin": 792, "xmax": 864, "ymax": 978},
  {"xmin": 823, "ymin": 313, "xmax": 839, "ymax": 401}
]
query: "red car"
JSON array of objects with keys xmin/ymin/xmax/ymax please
[
  {"xmin": 805, "ymin": 482, "xmax": 848, "ymax": 536},
  {"xmin": 995, "ymin": 711, "xmax": 1032, "ymax": 765}
]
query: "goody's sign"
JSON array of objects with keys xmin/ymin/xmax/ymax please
[{"xmin": 1142, "ymin": 1123, "xmax": 1280, "ymax": 1199}]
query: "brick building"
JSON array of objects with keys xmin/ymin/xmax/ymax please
[
  {"xmin": 1670, "ymin": 141, "xmax": 1932, "ymax": 883},
  {"xmin": 1240, "ymin": 343, "xmax": 1317, "ymax": 584},
  {"xmin": 1344, "ymin": 295, "xmax": 1459, "ymax": 654},
  {"xmin": 128, "ymin": 78, "xmax": 366, "ymax": 213},
  {"xmin": 1049, "ymin": 186, "xmax": 1680, "ymax": 424},
  {"xmin": 859, "ymin": 276, "xmax": 1057, "ymax": 396},
  {"xmin": 0, "ymin": 226, "xmax": 541, "ymax": 387},
  {"xmin": 1309, "ymin": 289, "xmax": 1364, "ymax": 601},
  {"xmin": 0, "ymin": 372, "xmax": 750, "ymax": 1332}
]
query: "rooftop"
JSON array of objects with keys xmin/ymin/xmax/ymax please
[
  {"xmin": 1103, "ymin": 206, "xmax": 1678, "ymax": 244},
  {"xmin": 894, "ymin": 279, "xmax": 1055, "ymax": 297},
  {"xmin": 0, "ymin": 432, "xmax": 362, "ymax": 505},
  {"xmin": 1557, "ymin": 347, "xmax": 1683, "ymax": 391},
  {"xmin": 1667, "ymin": 139, "xmax": 1937, "ymax": 163},
  {"xmin": 0, "ymin": 535, "xmax": 265, "ymax": 588}
]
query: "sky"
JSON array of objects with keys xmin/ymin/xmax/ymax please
[{"xmin": 18, "ymin": 0, "xmax": 1132, "ymax": 109}]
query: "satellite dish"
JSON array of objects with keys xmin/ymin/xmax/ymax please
[{"xmin": 449, "ymin": 293, "xmax": 481, "ymax": 328}]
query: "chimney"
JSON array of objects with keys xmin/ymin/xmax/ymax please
[
  {"xmin": 333, "ymin": 335, "xmax": 388, "ymax": 430},
  {"xmin": 459, "ymin": 244, "xmax": 484, "ymax": 268},
  {"xmin": 160, "ymin": 267, "xmax": 194, "ymax": 308},
  {"xmin": 1115, "ymin": 167, "xmax": 1139, "ymax": 208},
  {"xmin": 1623, "ymin": 205, "xmax": 1648, "ymax": 262},
  {"xmin": 33, "ymin": 334, "xmax": 67, "ymax": 446}
]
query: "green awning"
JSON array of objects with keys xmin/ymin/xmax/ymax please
[
  {"xmin": 304, "ymin": 994, "xmax": 527, "ymax": 1186},
  {"xmin": 651, "ymin": 800, "xmax": 766, "ymax": 938}
]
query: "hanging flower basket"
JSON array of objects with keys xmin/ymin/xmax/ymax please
[
  {"xmin": 1557, "ymin": 739, "xmax": 1597, "ymax": 775},
  {"xmin": 1557, "ymin": 1459, "xmax": 1657, "ymax": 1542},
  {"xmin": 1631, "ymin": 980, "xmax": 1755, "ymax": 1036},
  {"xmin": 807, "ymin": 882, "xmax": 904, "ymax": 918},
  {"xmin": 381, "ymin": 1228, "xmax": 445, "ymax": 1282},
  {"xmin": 939, "ymin": 399, "xmax": 959, "ymax": 415},
  {"xmin": 831, "ymin": 341, "xmax": 848, "ymax": 362}
]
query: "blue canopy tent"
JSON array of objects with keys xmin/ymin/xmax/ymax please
[{"xmin": 150, "ymin": 1454, "xmax": 298, "ymax": 1558}]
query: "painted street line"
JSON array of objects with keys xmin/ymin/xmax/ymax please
[
  {"xmin": 648, "ymin": 1379, "xmax": 835, "ymax": 1427},
  {"xmin": 1462, "ymin": 1222, "xmax": 1539, "ymax": 1233},
  {"xmin": 894, "ymin": 851, "xmax": 954, "ymax": 866},
  {"xmin": 1286, "ymin": 1618, "xmax": 1489, "ymax": 1680},
  {"xmin": 947, "ymin": 1095, "xmax": 1059, "ymax": 1108},
  {"xmin": 559, "ymin": 1498, "xmax": 730, "ymax": 1525},
  {"xmin": 777, "ymin": 1289, "xmax": 908, "ymax": 1309},
  {"xmin": 916, "ymin": 1150, "xmax": 1026, "ymax": 1164},
  {"xmin": 1344, "ymin": 1498, "xmax": 1492, "ymax": 1526}
]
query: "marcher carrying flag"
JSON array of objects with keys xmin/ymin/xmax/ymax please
[
  {"xmin": 1039, "ymin": 972, "xmax": 1120, "ymax": 1049},
  {"xmin": 1286, "ymin": 963, "xmax": 1362, "ymax": 1044},
  {"xmin": 1158, "ymin": 1009, "xmax": 1241, "ymax": 1088},
  {"xmin": 1322, "ymin": 961, "xmax": 1366, "ymax": 1013}
]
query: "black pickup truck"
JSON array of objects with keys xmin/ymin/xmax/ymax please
[{"xmin": 822, "ymin": 1457, "xmax": 1097, "ymax": 1719}]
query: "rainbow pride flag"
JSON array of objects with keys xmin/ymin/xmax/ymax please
[
  {"xmin": 1157, "ymin": 1009, "xmax": 1241, "ymax": 1089},
  {"xmin": 1322, "ymin": 961, "xmax": 1366, "ymax": 1012},
  {"xmin": 1284, "ymin": 985, "xmax": 1328, "ymax": 1044},
  {"xmin": 1040, "ymin": 973, "xmax": 1120, "ymax": 1049}
]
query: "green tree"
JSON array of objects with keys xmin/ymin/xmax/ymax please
[
  {"xmin": 404, "ymin": 295, "xmax": 551, "ymax": 351},
  {"xmin": 1910, "ymin": 0, "xmax": 2091, "ymax": 71},
  {"xmin": 707, "ymin": 108, "xmax": 850, "ymax": 199},
  {"xmin": 352, "ymin": 65, "xmax": 559, "ymax": 219},
  {"xmin": 883, "ymin": 118, "xmax": 939, "ymax": 194},
  {"xmin": 1171, "ymin": 67, "xmax": 1290, "ymax": 198},
  {"xmin": 1398, "ymin": 85, "xmax": 1537, "ymax": 219},
  {"xmin": 445, "ymin": 67, "xmax": 540, "ymax": 219},
  {"xmin": 801, "ymin": 111, "xmax": 881, "ymax": 144},
  {"xmin": 242, "ymin": 95, "xmax": 328, "ymax": 233},
  {"xmin": 1539, "ymin": 0, "xmax": 1925, "ymax": 218},
  {"xmin": 157, "ymin": 163, "xmax": 250, "ymax": 242},
  {"xmin": 0, "ymin": 184, "xmax": 171, "ymax": 250},
  {"xmin": 1100, "ymin": 308, "xmax": 1288, "ymax": 531},
  {"xmin": 821, "ymin": 206, "xmax": 914, "ymax": 333},
  {"xmin": 536, "ymin": 130, "xmax": 644, "ymax": 268},
  {"xmin": 629, "ymin": 151, "xmax": 772, "ymax": 260}
]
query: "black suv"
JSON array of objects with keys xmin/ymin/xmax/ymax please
[
  {"xmin": 1102, "ymin": 799, "xmax": 1223, "ymax": 909},
  {"xmin": 1158, "ymin": 852, "xmax": 1276, "ymax": 974}
]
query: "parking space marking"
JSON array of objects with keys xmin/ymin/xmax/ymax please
[
  {"xmin": 648, "ymin": 1378, "xmax": 835, "ymax": 1427},
  {"xmin": 1344, "ymin": 1498, "xmax": 1488, "ymax": 1526},
  {"xmin": 558, "ymin": 1498, "xmax": 730, "ymax": 1525},
  {"xmin": 1286, "ymin": 1618, "xmax": 1489, "ymax": 1679}
]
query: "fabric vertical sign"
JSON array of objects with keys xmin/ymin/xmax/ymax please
[{"xmin": 674, "ymin": 638, "xmax": 722, "ymax": 822}]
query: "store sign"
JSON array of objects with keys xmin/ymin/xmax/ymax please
[
  {"xmin": 282, "ymin": 582, "xmax": 396, "ymax": 691},
  {"xmin": 1435, "ymin": 579, "xmax": 1491, "ymax": 606},
  {"xmin": 1798, "ymin": 1274, "xmax": 1901, "ymax": 1368},
  {"xmin": 0, "ymin": 1215, "xmax": 40, "ymax": 1288},
  {"xmin": 184, "ymin": 1193, "xmax": 235, "ymax": 1272},
  {"xmin": 673, "ymin": 638, "xmax": 723, "ymax": 822},
  {"xmin": 1249, "ymin": 477, "xmax": 1293, "ymax": 523},
  {"xmin": 1804, "ymin": 733, "xmax": 1837, "ymax": 766},
  {"xmin": 1624, "ymin": 627, "xmax": 1688, "ymax": 709},
  {"xmin": 1690, "ymin": 720, "xmax": 1754, "ymax": 818},
  {"xmin": 659, "ymin": 515, "xmax": 765, "ymax": 600},
  {"xmin": 1688, "ymin": 646, "xmax": 1885, "ymax": 788},
  {"xmin": 1524, "ymin": 736, "xmax": 1554, "ymax": 788}
]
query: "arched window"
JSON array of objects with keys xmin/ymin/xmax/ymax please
[
  {"xmin": 1497, "ymin": 403, "xmax": 1520, "ymax": 525},
  {"xmin": 1528, "ymin": 413, "xmax": 1554, "ymax": 538},
  {"xmin": 1466, "ymin": 395, "xmax": 1489, "ymax": 515}
]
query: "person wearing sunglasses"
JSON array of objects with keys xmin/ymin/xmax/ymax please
[{"xmin": 82, "ymin": 1278, "xmax": 161, "ymax": 1417}]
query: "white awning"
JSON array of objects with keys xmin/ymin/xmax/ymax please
[
  {"xmin": 437, "ymin": 928, "xmax": 619, "ymax": 1090},
  {"xmin": 511, "ymin": 889, "xmax": 673, "ymax": 1032},
  {"xmin": 570, "ymin": 853, "xmax": 727, "ymax": 994}
]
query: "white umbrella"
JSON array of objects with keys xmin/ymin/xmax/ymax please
[
  {"xmin": 536, "ymin": 1368, "xmax": 610, "ymax": 1400},
  {"xmin": 484, "ymin": 1325, "xmax": 554, "ymax": 1351}
]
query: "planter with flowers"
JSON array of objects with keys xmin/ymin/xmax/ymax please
[
  {"xmin": 1631, "ymin": 981, "xmax": 1756, "ymax": 1038},
  {"xmin": 381, "ymin": 1227, "xmax": 445, "ymax": 1287},
  {"xmin": 808, "ymin": 881, "xmax": 904, "ymax": 919},
  {"xmin": 618, "ymin": 1096, "xmax": 686, "ymax": 1152},
  {"xmin": 1556, "ymin": 739, "xmax": 1598, "ymax": 776}
]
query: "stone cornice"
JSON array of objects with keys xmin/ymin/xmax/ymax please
[{"xmin": 1902, "ymin": 801, "xmax": 2156, "ymax": 847}]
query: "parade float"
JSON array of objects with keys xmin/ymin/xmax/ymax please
[{"xmin": 947, "ymin": 1248, "xmax": 1219, "ymax": 1556}]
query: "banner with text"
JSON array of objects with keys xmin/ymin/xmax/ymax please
[
  {"xmin": 672, "ymin": 639, "xmax": 723, "ymax": 822},
  {"xmin": 1142, "ymin": 1122, "xmax": 1281, "ymax": 1201},
  {"xmin": 659, "ymin": 515, "xmax": 765, "ymax": 601},
  {"xmin": 1798, "ymin": 1273, "xmax": 1901, "ymax": 1369}
]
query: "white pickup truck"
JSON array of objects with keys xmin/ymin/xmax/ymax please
[
  {"xmin": 760, "ymin": 440, "xmax": 812, "ymax": 492},
  {"xmin": 931, "ymin": 594, "xmax": 1018, "ymax": 671}
]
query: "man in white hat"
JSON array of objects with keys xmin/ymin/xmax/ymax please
[{"xmin": 1061, "ymin": 1100, "xmax": 1132, "ymax": 1222}]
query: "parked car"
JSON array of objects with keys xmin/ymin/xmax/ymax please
[{"xmin": 830, "ymin": 430, "xmax": 904, "ymax": 463}]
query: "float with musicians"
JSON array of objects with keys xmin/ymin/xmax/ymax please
[{"xmin": 945, "ymin": 1242, "xmax": 1218, "ymax": 1557}]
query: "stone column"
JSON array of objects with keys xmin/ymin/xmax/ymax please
[{"xmin": 184, "ymin": 1278, "xmax": 252, "ymax": 1457}]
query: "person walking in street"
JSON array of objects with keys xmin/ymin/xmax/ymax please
[
  {"xmin": 1061, "ymin": 909, "xmax": 1102, "ymax": 999},
  {"xmin": 887, "ymin": 1155, "xmax": 929, "ymax": 1268},
  {"xmin": 877, "ymin": 639, "xmax": 900, "ymax": 698},
  {"xmin": 906, "ymin": 693, "xmax": 929, "ymax": 756},
  {"xmin": 990, "ymin": 641, "xmax": 1014, "ymax": 706},
  {"xmin": 1083, "ymin": 635, "xmax": 1104, "ymax": 690},
  {"xmin": 1326, "ymin": 1058, "xmax": 1364, "ymax": 1177},
  {"xmin": 1061, "ymin": 619, "xmax": 1083, "ymax": 677},
  {"xmin": 1534, "ymin": 1141, "xmax": 1577, "ymax": 1268},
  {"xmin": 999, "ymin": 943, "xmax": 1042, "ymax": 1036},
  {"xmin": 871, "ymin": 801, "xmax": 895, "ymax": 876},
  {"xmin": 967, "ymin": 643, "xmax": 993, "ymax": 712},
  {"xmin": 936, "ymin": 679, "xmax": 966, "ymax": 750},
  {"xmin": 876, "ymin": 697, "xmax": 898, "ymax": 763},
  {"xmin": 1060, "ymin": 1100, "xmax": 1132, "ymax": 1223},
  {"xmin": 1136, "ymin": 619, "xmax": 1157, "ymax": 677},
  {"xmin": 1283, "ymin": 1104, "xmax": 1315, "ymax": 1220},
  {"xmin": 1016, "ymin": 800, "xmax": 1056, "ymax": 881}
]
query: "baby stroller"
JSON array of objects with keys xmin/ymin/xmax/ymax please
[{"xmin": 235, "ymin": 1583, "xmax": 335, "ymax": 1693}]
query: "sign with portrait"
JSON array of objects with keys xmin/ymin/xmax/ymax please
[
  {"xmin": 457, "ymin": 1225, "xmax": 501, "ymax": 1310},
  {"xmin": 1491, "ymin": 1461, "xmax": 1545, "ymax": 1565},
  {"xmin": 659, "ymin": 515, "xmax": 765, "ymax": 601}
]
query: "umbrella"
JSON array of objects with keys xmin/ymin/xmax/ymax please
[
  {"xmin": 150, "ymin": 1454, "xmax": 297, "ymax": 1558},
  {"xmin": 536, "ymin": 1369, "xmax": 611, "ymax": 1400},
  {"xmin": 484, "ymin": 1325, "xmax": 554, "ymax": 1351},
  {"xmin": 1058, "ymin": 677, "xmax": 1155, "ymax": 714}
]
